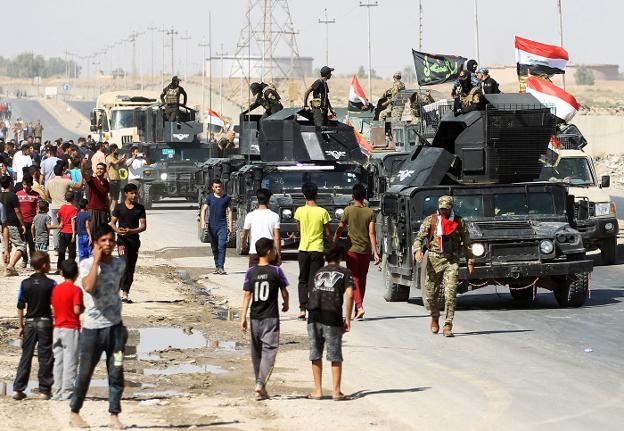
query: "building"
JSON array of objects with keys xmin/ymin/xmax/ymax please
[{"xmin": 206, "ymin": 55, "xmax": 314, "ymax": 80}]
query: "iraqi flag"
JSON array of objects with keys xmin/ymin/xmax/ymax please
[
  {"xmin": 515, "ymin": 36, "xmax": 569, "ymax": 77},
  {"xmin": 526, "ymin": 76, "xmax": 580, "ymax": 122},
  {"xmin": 348, "ymin": 74, "xmax": 370, "ymax": 111},
  {"xmin": 205, "ymin": 108, "xmax": 226, "ymax": 128},
  {"xmin": 345, "ymin": 118, "xmax": 373, "ymax": 155}
]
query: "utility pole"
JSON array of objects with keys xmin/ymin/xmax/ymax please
[
  {"xmin": 318, "ymin": 8, "xmax": 335, "ymax": 66},
  {"xmin": 473, "ymin": 0, "xmax": 480, "ymax": 64},
  {"xmin": 166, "ymin": 27, "xmax": 178, "ymax": 76},
  {"xmin": 208, "ymin": 12, "xmax": 213, "ymax": 134},
  {"xmin": 148, "ymin": 26, "xmax": 158, "ymax": 84},
  {"xmin": 557, "ymin": 0, "xmax": 566, "ymax": 90},
  {"xmin": 418, "ymin": 0, "xmax": 423, "ymax": 51},
  {"xmin": 127, "ymin": 31, "xmax": 143, "ymax": 79},
  {"xmin": 180, "ymin": 32, "xmax": 191, "ymax": 81},
  {"xmin": 198, "ymin": 38, "xmax": 209, "ymax": 128},
  {"xmin": 217, "ymin": 44, "xmax": 226, "ymax": 115},
  {"xmin": 159, "ymin": 26, "xmax": 167, "ymax": 88},
  {"xmin": 359, "ymin": 0, "xmax": 377, "ymax": 101}
]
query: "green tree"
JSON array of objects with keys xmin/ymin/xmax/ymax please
[{"xmin": 574, "ymin": 65, "xmax": 595, "ymax": 86}]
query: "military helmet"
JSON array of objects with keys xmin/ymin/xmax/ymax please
[
  {"xmin": 393, "ymin": 71, "xmax": 402, "ymax": 79},
  {"xmin": 438, "ymin": 195, "xmax": 454, "ymax": 209},
  {"xmin": 172, "ymin": 75, "xmax": 180, "ymax": 83},
  {"xmin": 250, "ymin": 82, "xmax": 263, "ymax": 96}
]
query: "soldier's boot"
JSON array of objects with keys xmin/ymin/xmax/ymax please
[
  {"xmin": 430, "ymin": 318, "xmax": 439, "ymax": 334},
  {"xmin": 443, "ymin": 322, "xmax": 454, "ymax": 338}
]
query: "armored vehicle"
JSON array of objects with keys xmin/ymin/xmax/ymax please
[
  {"xmin": 381, "ymin": 93, "xmax": 593, "ymax": 307},
  {"xmin": 538, "ymin": 125, "xmax": 618, "ymax": 264},
  {"xmin": 132, "ymin": 104, "xmax": 205, "ymax": 209}
]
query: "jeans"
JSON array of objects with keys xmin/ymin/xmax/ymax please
[
  {"xmin": 77, "ymin": 233, "xmax": 92, "ymax": 261},
  {"xmin": 119, "ymin": 239, "xmax": 140, "ymax": 293},
  {"xmin": 297, "ymin": 251, "xmax": 325, "ymax": 311},
  {"xmin": 58, "ymin": 232, "xmax": 76, "ymax": 270},
  {"xmin": 209, "ymin": 225, "xmax": 228, "ymax": 268},
  {"xmin": 13, "ymin": 318, "xmax": 54, "ymax": 394},
  {"xmin": 52, "ymin": 327, "xmax": 80, "ymax": 395},
  {"xmin": 22, "ymin": 222, "xmax": 35, "ymax": 264},
  {"xmin": 70, "ymin": 323, "xmax": 127, "ymax": 414},
  {"xmin": 345, "ymin": 251, "xmax": 371, "ymax": 311}
]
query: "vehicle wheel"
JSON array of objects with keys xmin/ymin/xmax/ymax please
[
  {"xmin": 600, "ymin": 236, "xmax": 617, "ymax": 265},
  {"xmin": 382, "ymin": 254, "xmax": 410, "ymax": 302},
  {"xmin": 554, "ymin": 273, "xmax": 589, "ymax": 307},
  {"xmin": 509, "ymin": 286, "xmax": 534, "ymax": 301},
  {"xmin": 143, "ymin": 184, "xmax": 153, "ymax": 210}
]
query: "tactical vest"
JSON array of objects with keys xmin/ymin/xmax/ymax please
[
  {"xmin": 460, "ymin": 87, "xmax": 482, "ymax": 109},
  {"xmin": 165, "ymin": 87, "xmax": 180, "ymax": 105}
]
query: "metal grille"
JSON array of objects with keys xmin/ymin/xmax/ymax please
[
  {"xmin": 122, "ymin": 135, "xmax": 133, "ymax": 144},
  {"xmin": 491, "ymin": 244, "xmax": 539, "ymax": 262},
  {"xmin": 477, "ymin": 221, "xmax": 532, "ymax": 230},
  {"xmin": 574, "ymin": 199, "xmax": 594, "ymax": 221}
]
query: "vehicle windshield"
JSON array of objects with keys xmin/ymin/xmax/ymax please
[
  {"xmin": 150, "ymin": 147, "xmax": 211, "ymax": 162},
  {"xmin": 539, "ymin": 157, "xmax": 594, "ymax": 186},
  {"xmin": 110, "ymin": 110, "xmax": 135, "ymax": 130},
  {"xmin": 261, "ymin": 170, "xmax": 359, "ymax": 194},
  {"xmin": 494, "ymin": 192, "xmax": 556, "ymax": 216},
  {"xmin": 422, "ymin": 195, "xmax": 484, "ymax": 219}
]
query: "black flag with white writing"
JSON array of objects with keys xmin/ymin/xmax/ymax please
[{"xmin": 412, "ymin": 49, "xmax": 467, "ymax": 86}]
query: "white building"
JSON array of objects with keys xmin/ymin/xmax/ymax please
[{"xmin": 206, "ymin": 55, "xmax": 314, "ymax": 79}]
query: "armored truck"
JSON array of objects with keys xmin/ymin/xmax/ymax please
[{"xmin": 381, "ymin": 93, "xmax": 593, "ymax": 307}]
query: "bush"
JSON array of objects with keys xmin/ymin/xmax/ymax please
[{"xmin": 575, "ymin": 65, "xmax": 595, "ymax": 86}]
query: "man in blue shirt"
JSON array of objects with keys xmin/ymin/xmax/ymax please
[{"xmin": 200, "ymin": 179, "xmax": 233, "ymax": 274}]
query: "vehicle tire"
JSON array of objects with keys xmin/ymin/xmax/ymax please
[
  {"xmin": 143, "ymin": 184, "xmax": 153, "ymax": 210},
  {"xmin": 554, "ymin": 273, "xmax": 589, "ymax": 307},
  {"xmin": 600, "ymin": 236, "xmax": 617, "ymax": 265},
  {"xmin": 382, "ymin": 254, "xmax": 410, "ymax": 302},
  {"xmin": 509, "ymin": 286, "xmax": 534, "ymax": 301}
]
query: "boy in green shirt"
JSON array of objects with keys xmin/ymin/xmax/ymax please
[{"xmin": 294, "ymin": 182, "xmax": 330, "ymax": 320}]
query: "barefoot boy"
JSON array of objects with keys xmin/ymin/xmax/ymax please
[{"xmin": 241, "ymin": 237, "xmax": 289, "ymax": 400}]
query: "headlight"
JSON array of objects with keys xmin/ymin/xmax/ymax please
[
  {"xmin": 143, "ymin": 169, "xmax": 152, "ymax": 176},
  {"xmin": 540, "ymin": 240, "xmax": 554, "ymax": 254},
  {"xmin": 160, "ymin": 173, "xmax": 168, "ymax": 181},
  {"xmin": 605, "ymin": 222, "xmax": 615, "ymax": 231},
  {"xmin": 594, "ymin": 202, "xmax": 611, "ymax": 216},
  {"xmin": 281, "ymin": 209, "xmax": 292, "ymax": 220},
  {"xmin": 471, "ymin": 243, "xmax": 485, "ymax": 257},
  {"xmin": 335, "ymin": 208, "xmax": 344, "ymax": 219}
]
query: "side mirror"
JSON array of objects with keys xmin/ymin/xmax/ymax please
[{"xmin": 601, "ymin": 175, "xmax": 610, "ymax": 188}]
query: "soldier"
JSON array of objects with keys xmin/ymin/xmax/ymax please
[
  {"xmin": 409, "ymin": 90, "xmax": 435, "ymax": 123},
  {"xmin": 453, "ymin": 70, "xmax": 484, "ymax": 115},
  {"xmin": 243, "ymin": 82, "xmax": 283, "ymax": 119},
  {"xmin": 379, "ymin": 71, "xmax": 406, "ymax": 123},
  {"xmin": 160, "ymin": 76, "xmax": 188, "ymax": 122},
  {"xmin": 413, "ymin": 196, "xmax": 474, "ymax": 337},
  {"xmin": 216, "ymin": 131, "xmax": 236, "ymax": 158},
  {"xmin": 303, "ymin": 66, "xmax": 336, "ymax": 127},
  {"xmin": 476, "ymin": 68, "xmax": 501, "ymax": 94}
]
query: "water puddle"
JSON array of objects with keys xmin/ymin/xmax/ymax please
[
  {"xmin": 144, "ymin": 363, "xmax": 227, "ymax": 376},
  {"xmin": 5, "ymin": 379, "xmax": 108, "ymax": 396}
]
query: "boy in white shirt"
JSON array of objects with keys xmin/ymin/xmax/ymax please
[{"xmin": 240, "ymin": 188, "xmax": 281, "ymax": 267}]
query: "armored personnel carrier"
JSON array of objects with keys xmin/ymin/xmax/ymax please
[{"xmin": 381, "ymin": 93, "xmax": 593, "ymax": 307}]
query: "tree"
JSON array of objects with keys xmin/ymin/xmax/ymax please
[{"xmin": 575, "ymin": 65, "xmax": 595, "ymax": 86}]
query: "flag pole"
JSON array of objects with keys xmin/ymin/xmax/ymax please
[
  {"xmin": 412, "ymin": 51, "xmax": 425, "ymax": 138},
  {"xmin": 557, "ymin": 0, "xmax": 566, "ymax": 90}
]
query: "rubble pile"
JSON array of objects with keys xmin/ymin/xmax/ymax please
[{"xmin": 593, "ymin": 154, "xmax": 624, "ymax": 187}]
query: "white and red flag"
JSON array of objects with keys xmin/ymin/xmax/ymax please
[
  {"xmin": 515, "ymin": 35, "xmax": 569, "ymax": 76},
  {"xmin": 348, "ymin": 74, "xmax": 370, "ymax": 111},
  {"xmin": 205, "ymin": 108, "xmax": 226, "ymax": 128},
  {"xmin": 526, "ymin": 76, "xmax": 580, "ymax": 122}
]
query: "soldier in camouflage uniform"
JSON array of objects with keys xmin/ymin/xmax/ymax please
[
  {"xmin": 379, "ymin": 71, "xmax": 406, "ymax": 123},
  {"xmin": 243, "ymin": 82, "xmax": 283, "ymax": 119},
  {"xmin": 413, "ymin": 196, "xmax": 474, "ymax": 337},
  {"xmin": 409, "ymin": 90, "xmax": 435, "ymax": 123},
  {"xmin": 160, "ymin": 76, "xmax": 188, "ymax": 122}
]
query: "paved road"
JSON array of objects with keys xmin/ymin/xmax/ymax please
[
  {"xmin": 67, "ymin": 100, "xmax": 95, "ymax": 119},
  {"xmin": 8, "ymin": 98, "xmax": 78, "ymax": 141},
  {"xmin": 142, "ymin": 201, "xmax": 624, "ymax": 431}
]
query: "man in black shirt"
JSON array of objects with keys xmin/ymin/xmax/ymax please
[
  {"xmin": 0, "ymin": 175, "xmax": 26, "ymax": 276},
  {"xmin": 110, "ymin": 183, "xmax": 146, "ymax": 303},
  {"xmin": 477, "ymin": 68, "xmax": 501, "ymax": 94},
  {"xmin": 13, "ymin": 252, "xmax": 56, "ymax": 400},
  {"xmin": 160, "ymin": 76, "xmax": 188, "ymax": 122},
  {"xmin": 241, "ymin": 238, "xmax": 289, "ymax": 400},
  {"xmin": 304, "ymin": 66, "xmax": 336, "ymax": 127},
  {"xmin": 307, "ymin": 244, "xmax": 354, "ymax": 401}
]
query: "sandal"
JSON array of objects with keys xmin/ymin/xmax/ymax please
[
  {"xmin": 354, "ymin": 310, "xmax": 365, "ymax": 320},
  {"xmin": 306, "ymin": 393, "xmax": 322, "ymax": 400},
  {"xmin": 332, "ymin": 393, "xmax": 352, "ymax": 401}
]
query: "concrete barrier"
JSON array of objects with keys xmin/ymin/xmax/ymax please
[{"xmin": 573, "ymin": 115, "xmax": 624, "ymax": 157}]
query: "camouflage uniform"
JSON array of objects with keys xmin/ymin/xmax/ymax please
[
  {"xmin": 460, "ymin": 86, "xmax": 482, "ymax": 110},
  {"xmin": 413, "ymin": 196, "xmax": 474, "ymax": 325},
  {"xmin": 410, "ymin": 92, "xmax": 435, "ymax": 122},
  {"xmin": 379, "ymin": 77, "xmax": 406, "ymax": 122}
]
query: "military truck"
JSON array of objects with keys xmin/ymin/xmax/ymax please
[
  {"xmin": 539, "ymin": 144, "xmax": 618, "ymax": 265},
  {"xmin": 131, "ymin": 104, "xmax": 205, "ymax": 209},
  {"xmin": 381, "ymin": 93, "xmax": 593, "ymax": 307},
  {"xmin": 90, "ymin": 91, "xmax": 160, "ymax": 146},
  {"xmin": 196, "ymin": 108, "xmax": 368, "ymax": 251}
]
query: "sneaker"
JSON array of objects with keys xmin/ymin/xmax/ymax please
[
  {"xmin": 12, "ymin": 390, "xmax": 26, "ymax": 400},
  {"xmin": 38, "ymin": 392, "xmax": 51, "ymax": 400}
]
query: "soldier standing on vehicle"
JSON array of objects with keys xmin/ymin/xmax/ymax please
[
  {"xmin": 379, "ymin": 72, "xmax": 406, "ymax": 123},
  {"xmin": 453, "ymin": 70, "xmax": 484, "ymax": 115},
  {"xmin": 160, "ymin": 76, "xmax": 188, "ymax": 122},
  {"xmin": 476, "ymin": 68, "xmax": 501, "ymax": 94},
  {"xmin": 409, "ymin": 90, "xmax": 435, "ymax": 123},
  {"xmin": 304, "ymin": 66, "xmax": 336, "ymax": 127},
  {"xmin": 413, "ymin": 196, "xmax": 474, "ymax": 338},
  {"xmin": 243, "ymin": 82, "xmax": 283, "ymax": 119}
]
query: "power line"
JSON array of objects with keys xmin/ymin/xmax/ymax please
[{"xmin": 318, "ymin": 8, "xmax": 336, "ymax": 66}]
